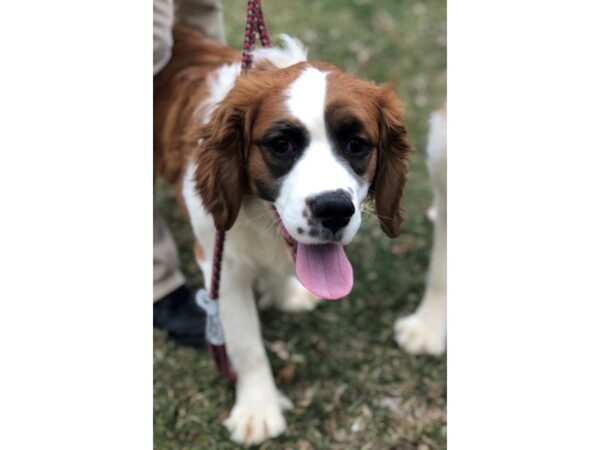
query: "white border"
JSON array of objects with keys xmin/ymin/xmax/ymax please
[
  {"xmin": 2, "ymin": 1, "xmax": 600, "ymax": 449},
  {"xmin": 0, "ymin": 1, "xmax": 153, "ymax": 448},
  {"xmin": 449, "ymin": 1, "xmax": 600, "ymax": 448}
]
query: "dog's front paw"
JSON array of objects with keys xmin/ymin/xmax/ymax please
[
  {"xmin": 394, "ymin": 311, "xmax": 446, "ymax": 356},
  {"xmin": 224, "ymin": 393, "xmax": 292, "ymax": 445},
  {"xmin": 277, "ymin": 277, "xmax": 321, "ymax": 312}
]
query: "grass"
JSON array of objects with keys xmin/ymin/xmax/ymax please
[{"xmin": 154, "ymin": 0, "xmax": 446, "ymax": 448}]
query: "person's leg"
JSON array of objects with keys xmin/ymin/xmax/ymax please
[
  {"xmin": 153, "ymin": 207, "xmax": 207, "ymax": 347},
  {"xmin": 154, "ymin": 0, "xmax": 174, "ymax": 75},
  {"xmin": 153, "ymin": 207, "xmax": 185, "ymax": 302},
  {"xmin": 153, "ymin": 0, "xmax": 183, "ymax": 304},
  {"xmin": 175, "ymin": 0, "xmax": 226, "ymax": 44},
  {"xmin": 153, "ymin": 0, "xmax": 208, "ymax": 348}
]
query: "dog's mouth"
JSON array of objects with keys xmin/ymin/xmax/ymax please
[{"xmin": 272, "ymin": 208, "xmax": 353, "ymax": 300}]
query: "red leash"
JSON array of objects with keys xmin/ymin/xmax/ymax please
[
  {"xmin": 241, "ymin": 0, "xmax": 272, "ymax": 72},
  {"xmin": 205, "ymin": 230, "xmax": 235, "ymax": 381},
  {"xmin": 205, "ymin": 0, "xmax": 272, "ymax": 383}
]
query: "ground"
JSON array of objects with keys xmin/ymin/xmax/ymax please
[{"xmin": 154, "ymin": 0, "xmax": 446, "ymax": 448}]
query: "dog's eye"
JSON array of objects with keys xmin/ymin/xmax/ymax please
[
  {"xmin": 344, "ymin": 138, "xmax": 369, "ymax": 156},
  {"xmin": 270, "ymin": 138, "xmax": 295, "ymax": 155}
]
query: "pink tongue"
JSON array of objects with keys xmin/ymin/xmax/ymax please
[{"xmin": 295, "ymin": 243, "xmax": 353, "ymax": 300}]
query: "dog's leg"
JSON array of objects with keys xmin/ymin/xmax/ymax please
[
  {"xmin": 395, "ymin": 107, "xmax": 447, "ymax": 355},
  {"xmin": 203, "ymin": 260, "xmax": 292, "ymax": 445},
  {"xmin": 258, "ymin": 271, "xmax": 321, "ymax": 312},
  {"xmin": 184, "ymin": 168, "xmax": 290, "ymax": 443},
  {"xmin": 394, "ymin": 213, "xmax": 446, "ymax": 355}
]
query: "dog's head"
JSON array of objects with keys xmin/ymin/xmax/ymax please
[{"xmin": 195, "ymin": 51, "xmax": 410, "ymax": 298}]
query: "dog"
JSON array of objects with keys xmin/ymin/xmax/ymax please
[
  {"xmin": 154, "ymin": 26, "xmax": 410, "ymax": 445},
  {"xmin": 395, "ymin": 102, "xmax": 447, "ymax": 355}
]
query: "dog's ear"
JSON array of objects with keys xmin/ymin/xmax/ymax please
[
  {"xmin": 372, "ymin": 86, "xmax": 411, "ymax": 238},
  {"xmin": 194, "ymin": 86, "xmax": 256, "ymax": 231}
]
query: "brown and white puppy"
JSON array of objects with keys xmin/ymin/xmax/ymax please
[{"xmin": 154, "ymin": 26, "xmax": 410, "ymax": 445}]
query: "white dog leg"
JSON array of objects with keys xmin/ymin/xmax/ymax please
[
  {"xmin": 395, "ymin": 212, "xmax": 446, "ymax": 355},
  {"xmin": 395, "ymin": 107, "xmax": 447, "ymax": 355},
  {"xmin": 213, "ymin": 262, "xmax": 292, "ymax": 445},
  {"xmin": 259, "ymin": 271, "xmax": 321, "ymax": 313},
  {"xmin": 395, "ymin": 284, "xmax": 446, "ymax": 355}
]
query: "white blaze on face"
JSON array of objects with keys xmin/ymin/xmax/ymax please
[{"xmin": 275, "ymin": 67, "xmax": 363, "ymax": 245}]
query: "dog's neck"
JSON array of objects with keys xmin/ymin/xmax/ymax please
[{"xmin": 238, "ymin": 196, "xmax": 280, "ymax": 240}]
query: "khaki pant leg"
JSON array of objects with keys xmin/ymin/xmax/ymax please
[
  {"xmin": 175, "ymin": 0, "xmax": 225, "ymax": 43},
  {"xmin": 153, "ymin": 207, "xmax": 186, "ymax": 302},
  {"xmin": 154, "ymin": 0, "xmax": 174, "ymax": 75},
  {"xmin": 154, "ymin": 0, "xmax": 182, "ymax": 301},
  {"xmin": 153, "ymin": 0, "xmax": 224, "ymax": 302}
]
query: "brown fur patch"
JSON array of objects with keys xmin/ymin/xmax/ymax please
[
  {"xmin": 371, "ymin": 86, "xmax": 411, "ymax": 237},
  {"xmin": 193, "ymin": 241, "xmax": 205, "ymax": 262},
  {"xmin": 154, "ymin": 26, "xmax": 240, "ymax": 187},
  {"xmin": 324, "ymin": 70, "xmax": 411, "ymax": 237},
  {"xmin": 192, "ymin": 62, "xmax": 308, "ymax": 229},
  {"xmin": 154, "ymin": 26, "xmax": 308, "ymax": 230}
]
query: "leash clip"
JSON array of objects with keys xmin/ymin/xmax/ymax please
[{"xmin": 195, "ymin": 289, "xmax": 225, "ymax": 346}]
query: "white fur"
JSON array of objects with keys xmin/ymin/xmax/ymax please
[
  {"xmin": 257, "ymin": 274, "xmax": 321, "ymax": 312},
  {"xmin": 184, "ymin": 164, "xmax": 303, "ymax": 444},
  {"xmin": 196, "ymin": 62, "xmax": 242, "ymax": 124},
  {"xmin": 275, "ymin": 67, "xmax": 368, "ymax": 245},
  {"xmin": 395, "ymin": 107, "xmax": 447, "ymax": 355},
  {"xmin": 252, "ymin": 34, "xmax": 308, "ymax": 68},
  {"xmin": 286, "ymin": 67, "xmax": 328, "ymax": 137}
]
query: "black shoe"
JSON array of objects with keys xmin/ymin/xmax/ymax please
[{"xmin": 154, "ymin": 285, "xmax": 207, "ymax": 348}]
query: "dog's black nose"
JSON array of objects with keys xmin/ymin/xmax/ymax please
[{"xmin": 310, "ymin": 191, "xmax": 355, "ymax": 234}]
